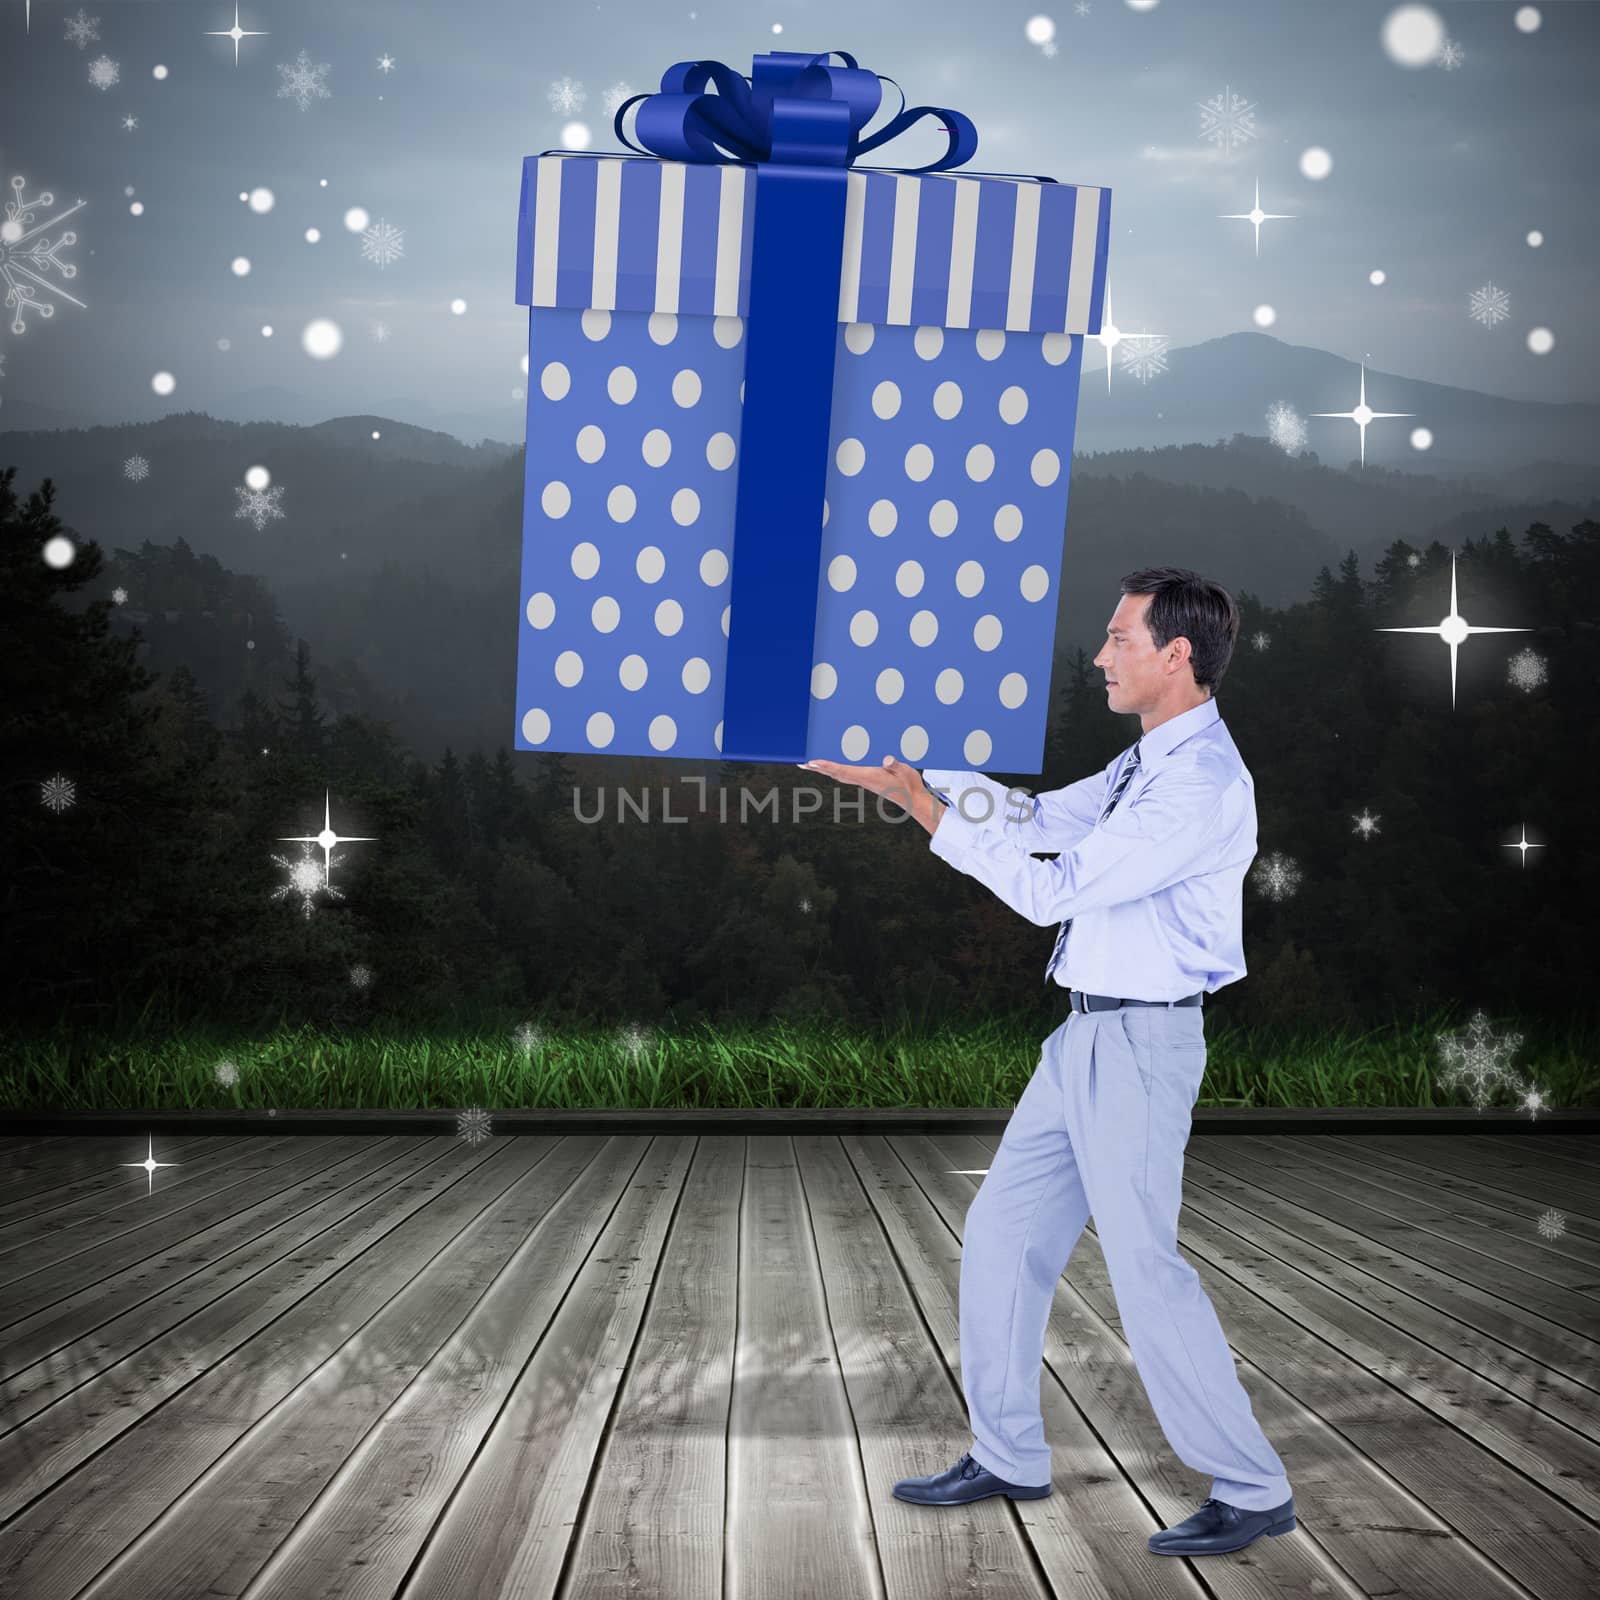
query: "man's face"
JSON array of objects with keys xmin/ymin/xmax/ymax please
[{"xmin": 1093, "ymin": 593, "xmax": 1176, "ymax": 714}]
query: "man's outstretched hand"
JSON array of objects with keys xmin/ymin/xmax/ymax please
[{"xmin": 799, "ymin": 756, "xmax": 942, "ymax": 834}]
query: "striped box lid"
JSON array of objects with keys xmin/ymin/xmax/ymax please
[{"xmin": 515, "ymin": 151, "xmax": 1111, "ymax": 336}]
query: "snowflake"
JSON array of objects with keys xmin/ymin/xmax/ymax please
[
  {"xmin": 601, "ymin": 81, "xmax": 634, "ymax": 116},
  {"xmin": 371, "ymin": 320, "xmax": 391, "ymax": 343},
  {"xmin": 360, "ymin": 218, "xmax": 404, "ymax": 269},
  {"xmin": 1434, "ymin": 1010, "xmax": 1528, "ymax": 1110},
  {"xmin": 111, "ymin": 586, "xmax": 127, "ymax": 604},
  {"xmin": 1437, "ymin": 38, "xmax": 1465, "ymax": 71},
  {"xmin": 123, "ymin": 453, "xmax": 149, "ymax": 481},
  {"xmin": 456, "ymin": 1107, "xmax": 493, "ymax": 1146},
  {"xmin": 617, "ymin": 1021, "xmax": 655, "ymax": 1059},
  {"xmin": 1040, "ymin": 39, "xmax": 1058, "ymax": 58},
  {"xmin": 1250, "ymin": 630, "xmax": 1270, "ymax": 650},
  {"xmin": 1406, "ymin": 552, "xmax": 1421, "ymax": 567},
  {"xmin": 87, "ymin": 54, "xmax": 120, "ymax": 91},
  {"xmin": 1266, "ymin": 400, "xmax": 1307, "ymax": 453},
  {"xmin": 1250, "ymin": 850, "xmax": 1301, "ymax": 901},
  {"xmin": 1119, "ymin": 334, "xmax": 1169, "ymax": 384},
  {"xmin": 1537, "ymin": 1208, "xmax": 1565, "ymax": 1241},
  {"xmin": 64, "ymin": 9, "xmax": 99, "ymax": 49},
  {"xmin": 1351, "ymin": 808, "xmax": 1381, "ymax": 839},
  {"xmin": 41, "ymin": 773, "xmax": 77, "ymax": 813},
  {"xmin": 269, "ymin": 839, "xmax": 345, "ymax": 921},
  {"xmin": 798, "ymin": 895, "xmax": 812, "ymax": 914},
  {"xmin": 121, "ymin": 114, "xmax": 138, "ymax": 132},
  {"xmin": 1198, "ymin": 84, "xmax": 1258, "ymax": 153},
  {"xmin": 277, "ymin": 48, "xmax": 332, "ymax": 111},
  {"xmin": 1469, "ymin": 282, "xmax": 1510, "ymax": 328},
  {"xmin": 349, "ymin": 962, "xmax": 375, "ymax": 990},
  {"xmin": 1075, "ymin": 0, "xmax": 1091, "ymax": 14},
  {"xmin": 1, "ymin": 175, "xmax": 88, "ymax": 336},
  {"xmin": 1517, "ymin": 1083, "xmax": 1550, "ymax": 1120},
  {"xmin": 548, "ymin": 76, "xmax": 586, "ymax": 114},
  {"xmin": 510, "ymin": 1021, "xmax": 545, "ymax": 1053},
  {"xmin": 377, "ymin": 53, "xmax": 396, "ymax": 74},
  {"xmin": 1506, "ymin": 647, "xmax": 1547, "ymax": 692},
  {"xmin": 235, "ymin": 482, "xmax": 285, "ymax": 530},
  {"xmin": 214, "ymin": 1058, "xmax": 240, "ymax": 1087}
]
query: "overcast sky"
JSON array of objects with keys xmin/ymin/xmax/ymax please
[{"xmin": 1, "ymin": 0, "xmax": 1594, "ymax": 432}]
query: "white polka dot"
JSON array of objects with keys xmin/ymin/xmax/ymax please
[
  {"xmin": 648, "ymin": 312, "xmax": 677, "ymax": 344},
  {"xmin": 1031, "ymin": 447, "xmax": 1061, "ymax": 486},
  {"xmin": 713, "ymin": 315, "xmax": 744, "ymax": 347},
  {"xmin": 895, "ymin": 560, "xmax": 925, "ymax": 597},
  {"xmin": 811, "ymin": 661, "xmax": 838, "ymax": 699},
  {"xmin": 636, "ymin": 545, "xmax": 665, "ymax": 583},
  {"xmin": 682, "ymin": 657, "xmax": 711, "ymax": 694},
  {"xmin": 699, "ymin": 547, "xmax": 730, "ymax": 585},
  {"xmin": 936, "ymin": 667, "xmax": 965, "ymax": 703},
  {"xmin": 974, "ymin": 614, "xmax": 1003, "ymax": 651},
  {"xmin": 739, "ymin": 381, "xmax": 744, "ymax": 403},
  {"xmin": 913, "ymin": 325, "xmax": 944, "ymax": 360},
  {"xmin": 1020, "ymin": 564, "xmax": 1051, "ymax": 601},
  {"xmin": 555, "ymin": 649, "xmax": 584, "ymax": 686},
  {"xmin": 581, "ymin": 308, "xmax": 611, "ymax": 340},
  {"xmin": 828, "ymin": 554, "xmax": 858, "ymax": 591},
  {"xmin": 607, "ymin": 365, "xmax": 637, "ymax": 404},
  {"xmin": 607, "ymin": 484, "xmax": 637, "ymax": 521},
  {"xmin": 655, "ymin": 598, "xmax": 684, "ymax": 635},
  {"xmin": 868, "ymin": 498, "xmax": 898, "ymax": 537},
  {"xmin": 933, "ymin": 381, "xmax": 963, "ymax": 420},
  {"xmin": 909, "ymin": 610, "xmax": 939, "ymax": 646},
  {"xmin": 619, "ymin": 653, "xmax": 649, "ymax": 689},
  {"xmin": 576, "ymin": 424, "xmax": 606, "ymax": 463},
  {"xmin": 904, "ymin": 443, "xmax": 934, "ymax": 481},
  {"xmin": 587, "ymin": 711, "xmax": 615, "ymax": 748},
  {"xmin": 706, "ymin": 431, "xmax": 736, "ymax": 470},
  {"xmin": 521, "ymin": 708, "xmax": 550, "ymax": 744},
  {"xmin": 721, "ymin": 604, "xmax": 731, "ymax": 637},
  {"xmin": 648, "ymin": 714, "xmax": 677, "ymax": 751},
  {"xmin": 672, "ymin": 487, "xmax": 701, "ymax": 525},
  {"xmin": 871, "ymin": 380, "xmax": 902, "ymax": 419},
  {"xmin": 966, "ymin": 443, "xmax": 995, "ymax": 481},
  {"xmin": 841, "ymin": 724, "xmax": 871, "ymax": 760},
  {"xmin": 993, "ymin": 503, "xmax": 1023, "ymax": 541},
  {"xmin": 975, "ymin": 328, "xmax": 1005, "ymax": 360},
  {"xmin": 821, "ymin": 498, "xmax": 830, "ymax": 526},
  {"xmin": 963, "ymin": 728, "xmax": 993, "ymax": 765},
  {"xmin": 642, "ymin": 428, "xmax": 672, "ymax": 467},
  {"xmin": 999, "ymin": 385, "xmax": 1029, "ymax": 424},
  {"xmin": 844, "ymin": 322, "xmax": 875, "ymax": 355},
  {"xmin": 929, "ymin": 499, "xmax": 958, "ymax": 537},
  {"xmin": 542, "ymin": 480, "xmax": 571, "ymax": 518},
  {"xmin": 849, "ymin": 609, "xmax": 879, "ymax": 646},
  {"xmin": 526, "ymin": 592, "xmax": 555, "ymax": 628},
  {"xmin": 540, "ymin": 361, "xmax": 571, "ymax": 400},
  {"xmin": 876, "ymin": 668, "xmax": 904, "ymax": 703},
  {"xmin": 899, "ymin": 725, "xmax": 930, "ymax": 761},
  {"xmin": 672, "ymin": 369, "xmax": 702, "ymax": 407},
  {"xmin": 836, "ymin": 437, "xmax": 866, "ymax": 475},
  {"xmin": 956, "ymin": 560, "xmax": 986, "ymax": 597},
  {"xmin": 713, "ymin": 720, "xmax": 723, "ymax": 751},
  {"xmin": 570, "ymin": 541, "xmax": 600, "ymax": 579},
  {"xmin": 591, "ymin": 595, "xmax": 620, "ymax": 632},
  {"xmin": 999, "ymin": 672, "xmax": 1029, "ymax": 708},
  {"xmin": 1041, "ymin": 332, "xmax": 1073, "ymax": 366}
]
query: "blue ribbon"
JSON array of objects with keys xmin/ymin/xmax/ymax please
[{"xmin": 613, "ymin": 52, "xmax": 981, "ymax": 762}]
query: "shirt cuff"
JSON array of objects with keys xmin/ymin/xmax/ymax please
[{"xmin": 928, "ymin": 799, "xmax": 982, "ymax": 866}]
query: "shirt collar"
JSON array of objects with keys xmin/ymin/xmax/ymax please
[{"xmin": 1136, "ymin": 696, "xmax": 1220, "ymax": 766}]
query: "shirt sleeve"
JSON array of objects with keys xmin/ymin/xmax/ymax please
[
  {"xmin": 928, "ymin": 760, "xmax": 1233, "ymax": 926},
  {"xmin": 921, "ymin": 764, "xmax": 1115, "ymax": 855}
]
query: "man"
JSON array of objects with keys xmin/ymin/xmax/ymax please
[{"xmin": 801, "ymin": 566, "xmax": 1296, "ymax": 1558}]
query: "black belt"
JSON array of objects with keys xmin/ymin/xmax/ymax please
[{"xmin": 1069, "ymin": 990, "xmax": 1203, "ymax": 1013}]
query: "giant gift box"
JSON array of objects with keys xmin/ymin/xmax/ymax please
[{"xmin": 512, "ymin": 51, "xmax": 1111, "ymax": 768}]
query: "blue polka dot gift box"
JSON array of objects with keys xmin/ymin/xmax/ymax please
[{"xmin": 512, "ymin": 50, "xmax": 1110, "ymax": 770}]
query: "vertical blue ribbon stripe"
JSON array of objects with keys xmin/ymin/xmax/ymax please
[{"xmin": 513, "ymin": 54, "xmax": 1110, "ymax": 762}]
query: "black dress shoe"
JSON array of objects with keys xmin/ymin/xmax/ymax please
[
  {"xmin": 1147, "ymin": 1494, "xmax": 1297, "ymax": 1554},
  {"xmin": 891, "ymin": 1451, "xmax": 1052, "ymax": 1506}
]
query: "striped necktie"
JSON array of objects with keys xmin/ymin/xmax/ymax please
[{"xmin": 1043, "ymin": 737, "xmax": 1142, "ymax": 986}]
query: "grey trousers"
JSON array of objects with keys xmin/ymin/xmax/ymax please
[{"xmin": 958, "ymin": 1000, "xmax": 1292, "ymax": 1510}]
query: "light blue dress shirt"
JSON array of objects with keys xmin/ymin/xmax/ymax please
[{"xmin": 921, "ymin": 697, "xmax": 1257, "ymax": 1000}]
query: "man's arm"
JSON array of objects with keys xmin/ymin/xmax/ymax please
[
  {"xmin": 922, "ymin": 763, "xmax": 1114, "ymax": 855},
  {"xmin": 928, "ymin": 761, "xmax": 1235, "ymax": 924}
]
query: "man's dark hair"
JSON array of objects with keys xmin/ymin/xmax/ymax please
[{"xmin": 1118, "ymin": 566, "xmax": 1240, "ymax": 697}]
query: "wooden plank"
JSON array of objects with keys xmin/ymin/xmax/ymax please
[
  {"xmin": 73, "ymin": 1133, "xmax": 652, "ymax": 1600},
  {"xmin": 1310, "ymin": 1134, "xmax": 1600, "ymax": 1214},
  {"xmin": 963, "ymin": 1130, "xmax": 1600, "ymax": 1599},
  {"xmin": 0, "ymin": 1138, "xmax": 424, "ymax": 1402},
  {"xmin": 1175, "ymin": 1141, "xmax": 1600, "ymax": 1440},
  {"xmin": 247, "ymin": 1137, "xmax": 737, "ymax": 1600},
  {"xmin": 0, "ymin": 1135, "xmax": 241, "ymax": 1209},
  {"xmin": 0, "ymin": 1139, "xmax": 560, "ymax": 1600},
  {"xmin": 1535, "ymin": 1135, "xmax": 1600, "ymax": 1166}
]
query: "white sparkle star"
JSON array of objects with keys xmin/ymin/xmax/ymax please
[
  {"xmin": 277, "ymin": 788, "xmax": 377, "ymax": 883},
  {"xmin": 205, "ymin": 3, "xmax": 268, "ymax": 67},
  {"xmin": 120, "ymin": 1134, "xmax": 179, "ymax": 1196},
  {"xmin": 1218, "ymin": 177, "xmax": 1294, "ymax": 257},
  {"xmin": 1309, "ymin": 362, "xmax": 1414, "ymax": 468},
  {"xmin": 1373, "ymin": 548, "xmax": 1531, "ymax": 708},
  {"xmin": 1088, "ymin": 289, "xmax": 1166, "ymax": 395},
  {"xmin": 1502, "ymin": 822, "xmax": 1545, "ymax": 867}
]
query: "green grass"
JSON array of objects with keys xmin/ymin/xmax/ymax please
[{"xmin": 3, "ymin": 1004, "xmax": 1596, "ymax": 1112}]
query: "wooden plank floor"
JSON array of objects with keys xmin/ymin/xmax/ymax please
[{"xmin": 0, "ymin": 1132, "xmax": 1596, "ymax": 1600}]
